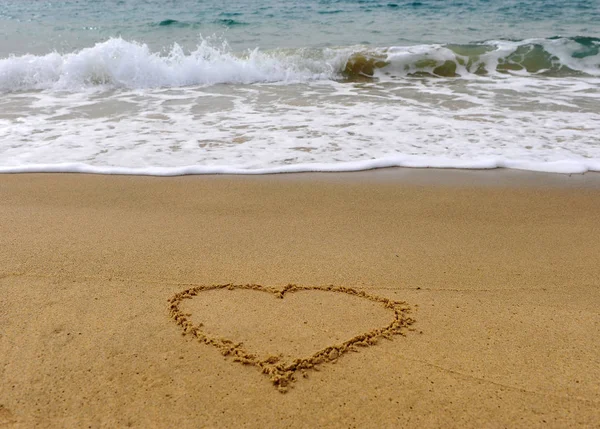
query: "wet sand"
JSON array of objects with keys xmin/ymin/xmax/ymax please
[{"xmin": 1, "ymin": 169, "xmax": 599, "ymax": 427}]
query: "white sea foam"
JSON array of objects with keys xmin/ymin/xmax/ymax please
[
  {"xmin": 1, "ymin": 157, "xmax": 598, "ymax": 175},
  {"xmin": 0, "ymin": 37, "xmax": 599, "ymax": 93},
  {"xmin": 0, "ymin": 38, "xmax": 343, "ymax": 92},
  {"xmin": 373, "ymin": 37, "xmax": 600, "ymax": 80},
  {"xmin": 1, "ymin": 38, "xmax": 599, "ymax": 176},
  {"xmin": 1, "ymin": 74, "xmax": 599, "ymax": 175}
]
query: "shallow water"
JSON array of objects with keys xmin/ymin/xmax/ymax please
[{"xmin": 1, "ymin": 0, "xmax": 599, "ymax": 174}]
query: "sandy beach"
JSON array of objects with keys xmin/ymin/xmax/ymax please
[{"xmin": 1, "ymin": 169, "xmax": 599, "ymax": 428}]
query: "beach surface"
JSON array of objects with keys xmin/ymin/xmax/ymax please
[{"xmin": 1, "ymin": 169, "xmax": 599, "ymax": 428}]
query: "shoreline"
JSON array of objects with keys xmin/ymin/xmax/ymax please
[
  {"xmin": 2, "ymin": 165, "xmax": 600, "ymax": 186},
  {"xmin": 2, "ymin": 164, "xmax": 600, "ymax": 183},
  {"xmin": 1, "ymin": 170, "xmax": 599, "ymax": 427}
]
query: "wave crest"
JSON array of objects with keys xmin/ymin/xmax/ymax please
[
  {"xmin": 344, "ymin": 37, "xmax": 600, "ymax": 79},
  {"xmin": 0, "ymin": 38, "xmax": 342, "ymax": 92},
  {"xmin": 0, "ymin": 36, "xmax": 598, "ymax": 92}
]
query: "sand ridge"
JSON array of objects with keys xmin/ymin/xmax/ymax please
[{"xmin": 168, "ymin": 283, "xmax": 415, "ymax": 392}]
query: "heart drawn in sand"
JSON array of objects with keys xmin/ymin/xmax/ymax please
[{"xmin": 168, "ymin": 284, "xmax": 414, "ymax": 392}]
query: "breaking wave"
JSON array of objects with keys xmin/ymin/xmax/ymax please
[
  {"xmin": 345, "ymin": 36, "xmax": 600, "ymax": 79},
  {"xmin": 0, "ymin": 36, "xmax": 598, "ymax": 92}
]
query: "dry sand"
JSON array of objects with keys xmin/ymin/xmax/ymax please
[{"xmin": 1, "ymin": 169, "xmax": 599, "ymax": 428}]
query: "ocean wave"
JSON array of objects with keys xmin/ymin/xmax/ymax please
[
  {"xmin": 0, "ymin": 38, "xmax": 342, "ymax": 91},
  {"xmin": 0, "ymin": 36, "xmax": 598, "ymax": 92},
  {"xmin": 317, "ymin": 10, "xmax": 344, "ymax": 15},
  {"xmin": 152, "ymin": 19, "xmax": 199, "ymax": 28},
  {"xmin": 345, "ymin": 36, "xmax": 600, "ymax": 79},
  {"xmin": 215, "ymin": 18, "xmax": 248, "ymax": 26}
]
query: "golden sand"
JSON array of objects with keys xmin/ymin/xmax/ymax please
[{"xmin": 1, "ymin": 170, "xmax": 599, "ymax": 427}]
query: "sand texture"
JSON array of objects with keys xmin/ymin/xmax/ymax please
[{"xmin": 1, "ymin": 170, "xmax": 600, "ymax": 428}]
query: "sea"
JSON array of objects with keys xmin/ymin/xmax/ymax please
[{"xmin": 1, "ymin": 0, "xmax": 599, "ymax": 175}]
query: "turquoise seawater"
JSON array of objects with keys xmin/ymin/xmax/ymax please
[
  {"xmin": 0, "ymin": 0, "xmax": 599, "ymax": 174},
  {"xmin": 1, "ymin": 0, "xmax": 599, "ymax": 54}
]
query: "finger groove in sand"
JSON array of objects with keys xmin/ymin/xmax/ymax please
[{"xmin": 168, "ymin": 283, "xmax": 415, "ymax": 392}]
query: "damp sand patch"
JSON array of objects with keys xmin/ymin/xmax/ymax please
[{"xmin": 168, "ymin": 284, "xmax": 414, "ymax": 392}]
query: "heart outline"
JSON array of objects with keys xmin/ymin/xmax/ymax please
[{"xmin": 168, "ymin": 284, "xmax": 414, "ymax": 392}]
